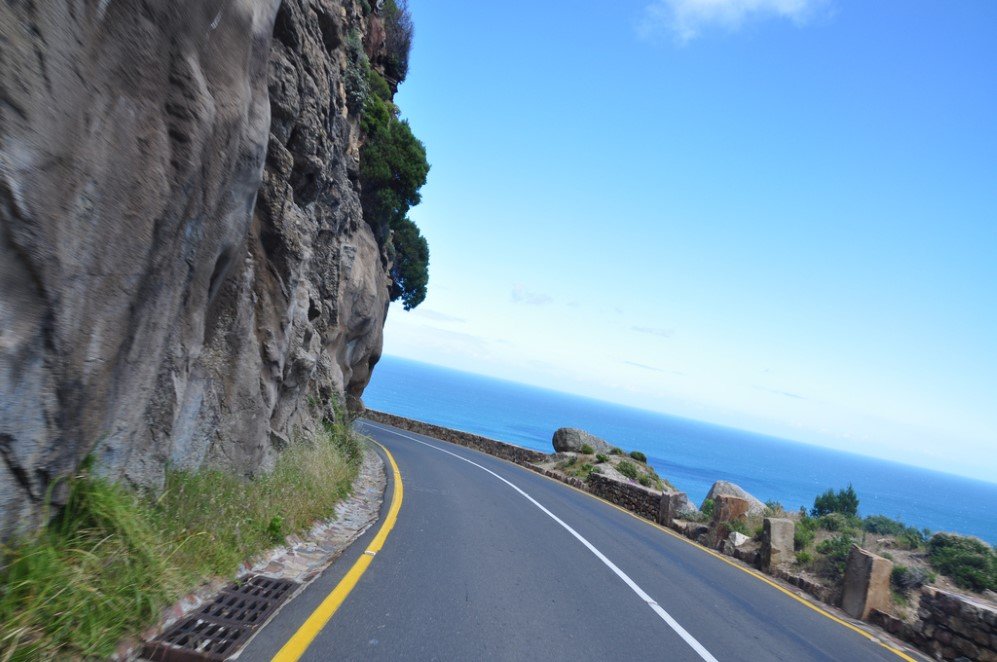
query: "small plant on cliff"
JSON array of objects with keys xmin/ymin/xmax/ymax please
[
  {"xmin": 637, "ymin": 474, "xmax": 653, "ymax": 488},
  {"xmin": 701, "ymin": 498, "xmax": 715, "ymax": 519},
  {"xmin": 810, "ymin": 484, "xmax": 859, "ymax": 518},
  {"xmin": 616, "ymin": 460, "xmax": 639, "ymax": 480},
  {"xmin": 795, "ymin": 550, "xmax": 814, "ymax": 566},
  {"xmin": 891, "ymin": 565, "xmax": 934, "ymax": 594},
  {"xmin": 927, "ymin": 533, "xmax": 997, "ymax": 592},
  {"xmin": 628, "ymin": 450, "xmax": 647, "ymax": 463},
  {"xmin": 610, "ymin": 447, "xmax": 623, "ymax": 455},
  {"xmin": 595, "ymin": 453, "xmax": 609, "ymax": 464},
  {"xmin": 815, "ymin": 534, "xmax": 855, "ymax": 581},
  {"xmin": 580, "ymin": 443, "xmax": 595, "ymax": 455}
]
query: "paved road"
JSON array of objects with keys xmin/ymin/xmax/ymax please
[{"xmin": 242, "ymin": 420, "xmax": 919, "ymax": 661}]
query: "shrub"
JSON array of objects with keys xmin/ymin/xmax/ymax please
[
  {"xmin": 381, "ymin": 0, "xmax": 413, "ymax": 83},
  {"xmin": 595, "ymin": 454, "xmax": 609, "ymax": 464},
  {"xmin": 616, "ymin": 460, "xmax": 638, "ymax": 480},
  {"xmin": 727, "ymin": 519, "xmax": 749, "ymax": 535},
  {"xmin": 610, "ymin": 447, "xmax": 623, "ymax": 455},
  {"xmin": 862, "ymin": 515, "xmax": 929, "ymax": 549},
  {"xmin": 815, "ymin": 534, "xmax": 855, "ymax": 580},
  {"xmin": 580, "ymin": 444, "xmax": 595, "ymax": 455},
  {"xmin": 344, "ymin": 30, "xmax": 369, "ymax": 113},
  {"xmin": 927, "ymin": 533, "xmax": 997, "ymax": 592},
  {"xmin": 764, "ymin": 500, "xmax": 785, "ymax": 516},
  {"xmin": 795, "ymin": 515, "xmax": 817, "ymax": 551},
  {"xmin": 796, "ymin": 551, "xmax": 813, "ymax": 566},
  {"xmin": 638, "ymin": 474, "xmax": 653, "ymax": 488},
  {"xmin": 629, "ymin": 450, "xmax": 647, "ymax": 463},
  {"xmin": 701, "ymin": 498, "xmax": 715, "ymax": 519},
  {"xmin": 811, "ymin": 484, "xmax": 859, "ymax": 517},
  {"xmin": 817, "ymin": 512, "xmax": 861, "ymax": 534},
  {"xmin": 891, "ymin": 565, "xmax": 934, "ymax": 594}
]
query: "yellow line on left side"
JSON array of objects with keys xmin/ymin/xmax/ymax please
[{"xmin": 272, "ymin": 440, "xmax": 403, "ymax": 662}]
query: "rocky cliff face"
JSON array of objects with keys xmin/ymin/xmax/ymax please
[{"xmin": 0, "ymin": 0, "xmax": 392, "ymax": 538}]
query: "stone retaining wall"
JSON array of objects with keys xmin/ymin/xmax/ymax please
[
  {"xmin": 872, "ymin": 588, "xmax": 997, "ymax": 661},
  {"xmin": 586, "ymin": 473, "xmax": 662, "ymax": 521},
  {"xmin": 364, "ymin": 410, "xmax": 548, "ymax": 466}
]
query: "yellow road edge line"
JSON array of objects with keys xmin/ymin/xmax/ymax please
[
  {"xmin": 272, "ymin": 440, "xmax": 403, "ymax": 662},
  {"xmin": 527, "ymin": 467, "xmax": 918, "ymax": 662}
]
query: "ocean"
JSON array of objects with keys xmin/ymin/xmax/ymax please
[{"xmin": 363, "ymin": 356, "xmax": 997, "ymax": 544}]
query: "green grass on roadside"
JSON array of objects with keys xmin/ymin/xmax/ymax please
[{"xmin": 0, "ymin": 419, "xmax": 362, "ymax": 660}]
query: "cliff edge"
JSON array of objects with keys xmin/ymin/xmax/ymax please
[{"xmin": 0, "ymin": 0, "xmax": 402, "ymax": 538}]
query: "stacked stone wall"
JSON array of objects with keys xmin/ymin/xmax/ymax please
[
  {"xmin": 586, "ymin": 473, "xmax": 662, "ymax": 521},
  {"xmin": 872, "ymin": 588, "xmax": 997, "ymax": 661},
  {"xmin": 364, "ymin": 410, "xmax": 548, "ymax": 465}
]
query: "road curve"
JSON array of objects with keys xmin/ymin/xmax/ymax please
[{"xmin": 241, "ymin": 419, "xmax": 921, "ymax": 662}]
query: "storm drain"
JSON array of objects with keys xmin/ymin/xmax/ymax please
[{"xmin": 142, "ymin": 575, "xmax": 298, "ymax": 661}]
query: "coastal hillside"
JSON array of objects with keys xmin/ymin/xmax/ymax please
[{"xmin": 0, "ymin": 0, "xmax": 427, "ymax": 539}]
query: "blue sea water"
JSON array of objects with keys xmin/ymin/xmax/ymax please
[{"xmin": 363, "ymin": 356, "xmax": 997, "ymax": 545}]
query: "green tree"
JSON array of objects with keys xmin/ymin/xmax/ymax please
[
  {"xmin": 811, "ymin": 484, "xmax": 859, "ymax": 517},
  {"xmin": 388, "ymin": 217, "xmax": 429, "ymax": 310}
]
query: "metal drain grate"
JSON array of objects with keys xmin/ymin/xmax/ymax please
[{"xmin": 143, "ymin": 575, "xmax": 298, "ymax": 661}]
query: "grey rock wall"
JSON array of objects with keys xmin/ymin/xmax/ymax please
[{"xmin": 0, "ymin": 0, "xmax": 390, "ymax": 538}]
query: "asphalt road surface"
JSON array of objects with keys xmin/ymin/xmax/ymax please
[{"xmin": 241, "ymin": 419, "xmax": 920, "ymax": 661}]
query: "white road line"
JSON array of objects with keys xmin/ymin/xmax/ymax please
[{"xmin": 364, "ymin": 422, "xmax": 719, "ymax": 662}]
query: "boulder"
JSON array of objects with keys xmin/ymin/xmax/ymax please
[
  {"xmin": 702, "ymin": 480, "xmax": 766, "ymax": 516},
  {"xmin": 761, "ymin": 518, "xmax": 795, "ymax": 572},
  {"xmin": 713, "ymin": 495, "xmax": 750, "ymax": 523},
  {"xmin": 658, "ymin": 490, "xmax": 690, "ymax": 526},
  {"xmin": 729, "ymin": 532, "xmax": 750, "ymax": 547},
  {"xmin": 552, "ymin": 428, "xmax": 613, "ymax": 454},
  {"xmin": 842, "ymin": 545, "xmax": 893, "ymax": 621}
]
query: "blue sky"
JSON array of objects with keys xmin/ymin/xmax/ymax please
[{"xmin": 381, "ymin": 0, "xmax": 997, "ymax": 482}]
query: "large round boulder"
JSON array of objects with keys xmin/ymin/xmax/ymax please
[
  {"xmin": 552, "ymin": 428, "xmax": 613, "ymax": 454},
  {"xmin": 702, "ymin": 480, "xmax": 767, "ymax": 516}
]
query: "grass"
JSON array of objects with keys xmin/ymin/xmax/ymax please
[{"xmin": 0, "ymin": 419, "xmax": 362, "ymax": 660}]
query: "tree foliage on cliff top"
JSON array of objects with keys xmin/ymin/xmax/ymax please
[{"xmin": 360, "ymin": 66, "xmax": 430, "ymax": 310}]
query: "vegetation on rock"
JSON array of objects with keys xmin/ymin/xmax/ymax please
[
  {"xmin": 0, "ymin": 420, "xmax": 361, "ymax": 659},
  {"xmin": 358, "ymin": 3, "xmax": 430, "ymax": 310}
]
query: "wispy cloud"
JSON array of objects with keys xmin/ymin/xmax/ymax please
[
  {"xmin": 755, "ymin": 385, "xmax": 807, "ymax": 400},
  {"xmin": 414, "ymin": 308, "xmax": 466, "ymax": 323},
  {"xmin": 632, "ymin": 325, "xmax": 675, "ymax": 338},
  {"xmin": 511, "ymin": 284, "xmax": 553, "ymax": 306},
  {"xmin": 624, "ymin": 360, "xmax": 666, "ymax": 373},
  {"xmin": 623, "ymin": 360, "xmax": 686, "ymax": 375},
  {"xmin": 642, "ymin": 0, "xmax": 829, "ymax": 43}
]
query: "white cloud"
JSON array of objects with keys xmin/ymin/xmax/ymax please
[
  {"xmin": 632, "ymin": 325, "xmax": 675, "ymax": 338},
  {"xmin": 511, "ymin": 284, "xmax": 553, "ymax": 306},
  {"xmin": 642, "ymin": 0, "xmax": 828, "ymax": 43}
]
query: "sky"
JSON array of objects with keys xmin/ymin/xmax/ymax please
[{"xmin": 380, "ymin": 0, "xmax": 997, "ymax": 483}]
